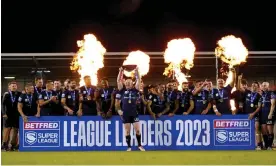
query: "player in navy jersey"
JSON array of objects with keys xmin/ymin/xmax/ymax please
[
  {"xmin": 212, "ymin": 68, "xmax": 236, "ymax": 115},
  {"xmin": 147, "ymin": 84, "xmax": 170, "ymax": 118},
  {"xmin": 115, "ymin": 67, "xmax": 145, "ymax": 151},
  {"xmin": 34, "ymin": 77, "xmax": 44, "ymax": 117},
  {"xmin": 78, "ymin": 76, "xmax": 100, "ymax": 116},
  {"xmin": 192, "ymin": 80, "xmax": 212, "ymax": 115},
  {"xmin": 156, "ymin": 84, "xmax": 170, "ymax": 117},
  {"xmin": 166, "ymin": 81, "xmax": 179, "ymax": 116},
  {"xmin": 53, "ymin": 80, "xmax": 64, "ymax": 115},
  {"xmin": 145, "ymin": 85, "xmax": 157, "ymax": 117},
  {"xmin": 99, "ymin": 78, "xmax": 115, "ymax": 119},
  {"xmin": 63, "ymin": 79, "xmax": 70, "ymax": 91},
  {"xmin": 232, "ymin": 77, "xmax": 248, "ymax": 114},
  {"xmin": 238, "ymin": 80, "xmax": 263, "ymax": 149},
  {"xmin": 38, "ymin": 81, "xmax": 59, "ymax": 116},
  {"xmin": 170, "ymin": 81, "xmax": 194, "ymax": 115},
  {"xmin": 61, "ymin": 80, "xmax": 79, "ymax": 116},
  {"xmin": 18, "ymin": 83, "xmax": 37, "ymax": 121},
  {"xmin": 260, "ymin": 82, "xmax": 276, "ymax": 150},
  {"xmin": 2, "ymin": 82, "xmax": 21, "ymax": 151}
]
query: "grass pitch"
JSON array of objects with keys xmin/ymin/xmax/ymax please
[{"xmin": 2, "ymin": 151, "xmax": 276, "ymax": 165}]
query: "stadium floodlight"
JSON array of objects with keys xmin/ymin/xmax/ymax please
[{"xmin": 4, "ymin": 76, "xmax": 15, "ymax": 79}]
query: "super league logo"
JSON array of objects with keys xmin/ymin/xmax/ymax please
[
  {"xmin": 25, "ymin": 131, "xmax": 37, "ymax": 145},
  {"xmin": 216, "ymin": 130, "xmax": 228, "ymax": 143}
]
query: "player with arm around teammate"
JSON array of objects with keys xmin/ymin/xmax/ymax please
[{"xmin": 115, "ymin": 67, "xmax": 145, "ymax": 151}]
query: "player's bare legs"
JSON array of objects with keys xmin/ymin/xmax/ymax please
[
  {"xmin": 133, "ymin": 122, "xmax": 145, "ymax": 151},
  {"xmin": 255, "ymin": 121, "xmax": 262, "ymax": 150},
  {"xmin": 124, "ymin": 123, "xmax": 131, "ymax": 151}
]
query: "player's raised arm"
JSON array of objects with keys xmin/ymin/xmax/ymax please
[
  {"xmin": 229, "ymin": 67, "xmax": 236, "ymax": 88},
  {"xmin": 117, "ymin": 67, "xmax": 124, "ymax": 91},
  {"xmin": 192, "ymin": 80, "xmax": 208, "ymax": 95},
  {"xmin": 135, "ymin": 67, "xmax": 141, "ymax": 90}
]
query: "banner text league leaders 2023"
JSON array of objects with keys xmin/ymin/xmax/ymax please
[{"xmin": 20, "ymin": 115, "xmax": 255, "ymax": 151}]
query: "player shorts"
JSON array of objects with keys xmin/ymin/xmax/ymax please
[
  {"xmin": 3, "ymin": 116, "xmax": 19, "ymax": 128},
  {"xmin": 122, "ymin": 114, "xmax": 139, "ymax": 124},
  {"xmin": 259, "ymin": 114, "xmax": 275, "ymax": 125}
]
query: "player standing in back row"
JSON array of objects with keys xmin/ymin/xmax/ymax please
[{"xmin": 115, "ymin": 67, "xmax": 145, "ymax": 151}]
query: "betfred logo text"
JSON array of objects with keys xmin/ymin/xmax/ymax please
[
  {"xmin": 24, "ymin": 122, "xmax": 59, "ymax": 129},
  {"xmin": 214, "ymin": 120, "xmax": 249, "ymax": 128}
]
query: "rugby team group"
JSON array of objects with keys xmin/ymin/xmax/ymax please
[{"xmin": 2, "ymin": 67, "xmax": 276, "ymax": 151}]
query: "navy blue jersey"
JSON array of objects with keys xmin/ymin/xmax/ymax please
[
  {"xmin": 147, "ymin": 93, "xmax": 167, "ymax": 114},
  {"xmin": 116, "ymin": 88, "xmax": 140, "ymax": 116},
  {"xmin": 52, "ymin": 89, "xmax": 64, "ymax": 115},
  {"xmin": 136, "ymin": 92, "xmax": 145, "ymax": 115},
  {"xmin": 243, "ymin": 90, "xmax": 262, "ymax": 114},
  {"xmin": 165, "ymin": 90, "xmax": 179, "ymax": 112},
  {"xmin": 193, "ymin": 90, "xmax": 210, "ymax": 114},
  {"xmin": 260, "ymin": 91, "xmax": 275, "ymax": 116},
  {"xmin": 79, "ymin": 85, "xmax": 98, "ymax": 115},
  {"xmin": 18, "ymin": 93, "xmax": 37, "ymax": 116},
  {"xmin": 34, "ymin": 86, "xmax": 44, "ymax": 101},
  {"xmin": 231, "ymin": 90, "xmax": 243, "ymax": 113},
  {"xmin": 62, "ymin": 89, "xmax": 79, "ymax": 111},
  {"xmin": 211, "ymin": 85, "xmax": 232, "ymax": 114},
  {"xmin": 99, "ymin": 87, "xmax": 115, "ymax": 113},
  {"xmin": 177, "ymin": 91, "xmax": 193, "ymax": 114},
  {"xmin": 2, "ymin": 91, "xmax": 22, "ymax": 116},
  {"xmin": 38, "ymin": 90, "xmax": 59, "ymax": 109}
]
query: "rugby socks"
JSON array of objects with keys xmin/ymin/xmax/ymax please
[
  {"xmin": 136, "ymin": 134, "xmax": 142, "ymax": 147},
  {"xmin": 263, "ymin": 135, "xmax": 268, "ymax": 148},
  {"xmin": 268, "ymin": 134, "xmax": 274, "ymax": 148},
  {"xmin": 126, "ymin": 135, "xmax": 131, "ymax": 148},
  {"xmin": 1, "ymin": 142, "xmax": 7, "ymax": 149}
]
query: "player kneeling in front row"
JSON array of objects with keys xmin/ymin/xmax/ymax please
[{"xmin": 115, "ymin": 67, "xmax": 145, "ymax": 151}]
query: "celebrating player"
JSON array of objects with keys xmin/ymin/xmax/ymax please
[
  {"xmin": 18, "ymin": 83, "xmax": 37, "ymax": 122},
  {"xmin": 260, "ymin": 82, "xmax": 275, "ymax": 150},
  {"xmin": 78, "ymin": 76, "xmax": 100, "ymax": 116},
  {"xmin": 61, "ymin": 80, "xmax": 79, "ymax": 116},
  {"xmin": 212, "ymin": 67, "xmax": 236, "ymax": 115},
  {"xmin": 238, "ymin": 79, "xmax": 262, "ymax": 149},
  {"xmin": 115, "ymin": 67, "xmax": 145, "ymax": 151},
  {"xmin": 192, "ymin": 80, "xmax": 211, "ymax": 115},
  {"xmin": 99, "ymin": 78, "xmax": 115, "ymax": 119}
]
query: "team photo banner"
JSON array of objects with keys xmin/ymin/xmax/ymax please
[{"xmin": 19, "ymin": 115, "xmax": 255, "ymax": 151}]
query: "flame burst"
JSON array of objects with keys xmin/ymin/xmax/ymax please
[
  {"xmin": 163, "ymin": 38, "xmax": 196, "ymax": 90},
  {"xmin": 215, "ymin": 35, "xmax": 248, "ymax": 68},
  {"xmin": 215, "ymin": 35, "xmax": 248, "ymax": 112},
  {"xmin": 70, "ymin": 34, "xmax": 106, "ymax": 86},
  {"xmin": 123, "ymin": 50, "xmax": 150, "ymax": 78}
]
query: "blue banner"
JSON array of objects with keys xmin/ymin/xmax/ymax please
[{"xmin": 19, "ymin": 115, "xmax": 255, "ymax": 151}]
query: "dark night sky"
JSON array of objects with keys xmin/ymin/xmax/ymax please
[{"xmin": 2, "ymin": 0, "xmax": 276, "ymax": 53}]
